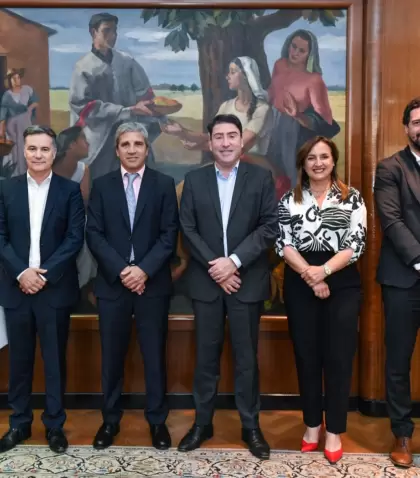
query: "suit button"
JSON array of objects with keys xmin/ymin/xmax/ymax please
[{"xmin": 128, "ymin": 235, "xmax": 132, "ymax": 240}]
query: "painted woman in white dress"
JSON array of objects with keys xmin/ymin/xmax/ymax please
[
  {"xmin": 0, "ymin": 68, "xmax": 39, "ymax": 176},
  {"xmin": 161, "ymin": 56, "xmax": 274, "ymax": 174}
]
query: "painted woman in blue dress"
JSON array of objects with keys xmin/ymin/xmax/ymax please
[{"xmin": 0, "ymin": 68, "xmax": 39, "ymax": 176}]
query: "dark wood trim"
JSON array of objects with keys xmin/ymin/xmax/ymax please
[
  {"xmin": 357, "ymin": 398, "xmax": 420, "ymax": 418},
  {"xmin": 1, "ymin": 1, "xmax": 362, "ymax": 8},
  {"xmin": 69, "ymin": 315, "xmax": 291, "ymax": 332},
  {"xmin": 0, "ymin": 393, "xmax": 359, "ymax": 411},
  {"xmin": 345, "ymin": 0, "xmax": 363, "ymax": 189}
]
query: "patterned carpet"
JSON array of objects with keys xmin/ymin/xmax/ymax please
[{"xmin": 0, "ymin": 446, "xmax": 419, "ymax": 477}]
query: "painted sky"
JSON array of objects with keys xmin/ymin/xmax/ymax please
[{"xmin": 9, "ymin": 8, "xmax": 347, "ymax": 88}]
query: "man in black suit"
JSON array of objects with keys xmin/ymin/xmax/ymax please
[
  {"xmin": 374, "ymin": 97, "xmax": 420, "ymax": 468},
  {"xmin": 86, "ymin": 122, "xmax": 178, "ymax": 450},
  {"xmin": 178, "ymin": 114, "xmax": 277, "ymax": 459},
  {"xmin": 0, "ymin": 125, "xmax": 85, "ymax": 453}
]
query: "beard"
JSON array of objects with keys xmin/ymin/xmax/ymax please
[{"xmin": 409, "ymin": 134, "xmax": 420, "ymax": 152}]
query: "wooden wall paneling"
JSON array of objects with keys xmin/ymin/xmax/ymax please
[
  {"xmin": 0, "ymin": 317, "xmax": 358, "ymax": 397},
  {"xmin": 361, "ymin": 0, "xmax": 420, "ymax": 406},
  {"xmin": 359, "ymin": 0, "xmax": 384, "ymax": 403},
  {"xmin": 379, "ymin": 0, "xmax": 420, "ymax": 401}
]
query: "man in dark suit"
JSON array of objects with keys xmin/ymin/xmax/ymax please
[
  {"xmin": 374, "ymin": 97, "xmax": 420, "ymax": 468},
  {"xmin": 86, "ymin": 122, "xmax": 178, "ymax": 450},
  {"xmin": 0, "ymin": 125, "xmax": 85, "ymax": 453},
  {"xmin": 178, "ymin": 114, "xmax": 277, "ymax": 459}
]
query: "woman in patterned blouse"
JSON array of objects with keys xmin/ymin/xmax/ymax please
[{"xmin": 275, "ymin": 136, "xmax": 367, "ymax": 464}]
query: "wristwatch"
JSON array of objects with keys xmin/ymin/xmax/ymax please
[{"xmin": 323, "ymin": 264, "xmax": 332, "ymax": 276}]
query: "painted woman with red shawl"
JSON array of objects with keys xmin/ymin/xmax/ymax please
[{"xmin": 267, "ymin": 29, "xmax": 340, "ymax": 187}]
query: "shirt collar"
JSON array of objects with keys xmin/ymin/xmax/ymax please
[
  {"xmin": 410, "ymin": 148, "xmax": 420, "ymax": 164},
  {"xmin": 27, "ymin": 170, "xmax": 52, "ymax": 186},
  {"xmin": 121, "ymin": 165, "xmax": 145, "ymax": 180},
  {"xmin": 214, "ymin": 161, "xmax": 240, "ymax": 179},
  {"xmin": 91, "ymin": 45, "xmax": 113, "ymax": 64}
]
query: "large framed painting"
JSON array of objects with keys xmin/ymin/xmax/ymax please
[{"xmin": 0, "ymin": 0, "xmax": 362, "ymax": 318}]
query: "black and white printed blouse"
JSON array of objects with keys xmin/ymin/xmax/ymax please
[{"xmin": 275, "ymin": 183, "xmax": 367, "ymax": 264}]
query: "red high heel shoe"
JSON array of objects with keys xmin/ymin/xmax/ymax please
[
  {"xmin": 324, "ymin": 446, "xmax": 343, "ymax": 464},
  {"xmin": 301, "ymin": 425, "xmax": 323, "ymax": 453}
]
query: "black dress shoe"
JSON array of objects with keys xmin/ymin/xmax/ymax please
[
  {"xmin": 178, "ymin": 424, "xmax": 213, "ymax": 452},
  {"xmin": 242, "ymin": 428, "xmax": 270, "ymax": 460},
  {"xmin": 93, "ymin": 423, "xmax": 120, "ymax": 450},
  {"xmin": 150, "ymin": 424, "xmax": 171, "ymax": 450},
  {"xmin": 46, "ymin": 428, "xmax": 68, "ymax": 454},
  {"xmin": 0, "ymin": 427, "xmax": 31, "ymax": 453}
]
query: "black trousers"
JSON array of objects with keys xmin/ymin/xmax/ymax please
[
  {"xmin": 97, "ymin": 292, "xmax": 169, "ymax": 425},
  {"xmin": 382, "ymin": 282, "xmax": 420, "ymax": 438},
  {"xmin": 5, "ymin": 294, "xmax": 70, "ymax": 430},
  {"xmin": 192, "ymin": 295, "xmax": 262, "ymax": 429},
  {"xmin": 284, "ymin": 259, "xmax": 360, "ymax": 434}
]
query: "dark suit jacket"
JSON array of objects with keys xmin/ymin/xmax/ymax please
[
  {"xmin": 0, "ymin": 173, "xmax": 85, "ymax": 309},
  {"xmin": 179, "ymin": 162, "xmax": 278, "ymax": 303},
  {"xmin": 86, "ymin": 166, "xmax": 179, "ymax": 300},
  {"xmin": 375, "ymin": 146, "xmax": 420, "ymax": 288}
]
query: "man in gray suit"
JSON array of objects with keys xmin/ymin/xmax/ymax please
[{"xmin": 178, "ymin": 114, "xmax": 278, "ymax": 459}]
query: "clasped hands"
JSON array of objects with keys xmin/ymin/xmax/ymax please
[
  {"xmin": 301, "ymin": 265, "xmax": 330, "ymax": 299},
  {"xmin": 208, "ymin": 257, "xmax": 241, "ymax": 295},
  {"xmin": 18, "ymin": 268, "xmax": 47, "ymax": 295},
  {"xmin": 120, "ymin": 265, "xmax": 148, "ymax": 295}
]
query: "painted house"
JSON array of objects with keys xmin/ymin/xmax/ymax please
[{"xmin": 0, "ymin": 8, "xmax": 56, "ymax": 125}]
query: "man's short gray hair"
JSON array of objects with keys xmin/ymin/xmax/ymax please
[
  {"xmin": 115, "ymin": 122, "xmax": 149, "ymax": 147},
  {"xmin": 23, "ymin": 125, "xmax": 57, "ymax": 151}
]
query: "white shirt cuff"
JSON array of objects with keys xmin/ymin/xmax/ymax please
[
  {"xmin": 17, "ymin": 270, "xmax": 47, "ymax": 282},
  {"xmin": 229, "ymin": 254, "xmax": 242, "ymax": 269},
  {"xmin": 17, "ymin": 269, "xmax": 28, "ymax": 281},
  {"xmin": 414, "ymin": 263, "xmax": 420, "ymax": 271}
]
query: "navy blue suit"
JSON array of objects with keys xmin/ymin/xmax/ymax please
[
  {"xmin": 0, "ymin": 173, "xmax": 85, "ymax": 430},
  {"xmin": 86, "ymin": 166, "xmax": 178, "ymax": 425}
]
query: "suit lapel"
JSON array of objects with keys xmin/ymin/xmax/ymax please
[
  {"xmin": 396, "ymin": 147, "xmax": 420, "ymax": 205},
  {"xmin": 228, "ymin": 162, "xmax": 248, "ymax": 223},
  {"xmin": 133, "ymin": 166, "xmax": 155, "ymax": 229},
  {"xmin": 40, "ymin": 174, "xmax": 59, "ymax": 235},
  {"xmin": 112, "ymin": 170, "xmax": 131, "ymax": 230},
  {"xmin": 207, "ymin": 165, "xmax": 222, "ymax": 228},
  {"xmin": 18, "ymin": 175, "xmax": 30, "ymax": 235}
]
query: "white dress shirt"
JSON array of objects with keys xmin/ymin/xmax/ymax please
[
  {"xmin": 17, "ymin": 171, "xmax": 52, "ymax": 280},
  {"xmin": 410, "ymin": 150, "xmax": 420, "ymax": 272},
  {"xmin": 215, "ymin": 162, "xmax": 242, "ymax": 269}
]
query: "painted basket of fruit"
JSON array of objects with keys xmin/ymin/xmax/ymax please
[
  {"xmin": 150, "ymin": 96, "xmax": 182, "ymax": 116},
  {"xmin": 0, "ymin": 137, "xmax": 14, "ymax": 156}
]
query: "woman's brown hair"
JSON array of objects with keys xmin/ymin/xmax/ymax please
[{"xmin": 293, "ymin": 135, "xmax": 348, "ymax": 203}]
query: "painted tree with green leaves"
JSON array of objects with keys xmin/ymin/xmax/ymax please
[{"xmin": 142, "ymin": 8, "xmax": 344, "ymax": 128}]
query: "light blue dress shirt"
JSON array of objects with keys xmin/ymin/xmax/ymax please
[{"xmin": 215, "ymin": 162, "xmax": 242, "ymax": 269}]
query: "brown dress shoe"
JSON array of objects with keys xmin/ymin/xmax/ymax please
[{"xmin": 390, "ymin": 437, "xmax": 413, "ymax": 468}]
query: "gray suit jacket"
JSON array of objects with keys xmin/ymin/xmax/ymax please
[{"xmin": 179, "ymin": 162, "xmax": 278, "ymax": 303}]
